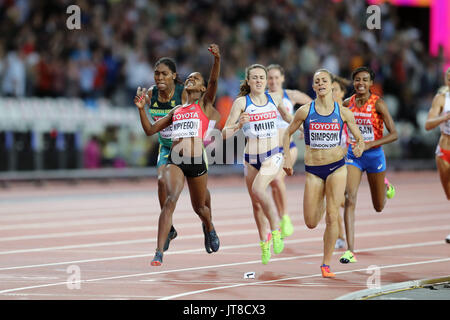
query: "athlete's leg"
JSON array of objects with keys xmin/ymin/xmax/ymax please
[
  {"xmin": 157, "ymin": 165, "xmax": 168, "ymax": 209},
  {"xmin": 270, "ymin": 174, "xmax": 286, "ymax": 219},
  {"xmin": 251, "ymin": 154, "xmax": 284, "ymax": 232},
  {"xmin": 271, "ymin": 146, "xmax": 298, "ymax": 219},
  {"xmin": 343, "ymin": 165, "xmax": 363, "ymax": 252},
  {"xmin": 436, "ymin": 155, "xmax": 450, "ymax": 200},
  {"xmin": 335, "ymin": 191, "xmax": 346, "ymax": 247},
  {"xmin": 366, "ymin": 170, "xmax": 387, "ymax": 212},
  {"xmin": 187, "ymin": 173, "xmax": 220, "ymax": 253},
  {"xmin": 323, "ymin": 166, "xmax": 347, "ymax": 266},
  {"xmin": 245, "ymin": 163, "xmax": 270, "ymax": 241},
  {"xmin": 303, "ymin": 173, "xmax": 326, "ymax": 230},
  {"xmin": 245, "ymin": 163, "xmax": 273, "ymax": 263},
  {"xmin": 187, "ymin": 173, "xmax": 213, "ymax": 231},
  {"xmin": 156, "ymin": 164, "xmax": 185, "ymax": 252}
]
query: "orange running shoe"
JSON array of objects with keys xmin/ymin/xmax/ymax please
[{"xmin": 320, "ymin": 264, "xmax": 335, "ymax": 278}]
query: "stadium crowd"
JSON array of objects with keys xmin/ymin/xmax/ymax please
[{"xmin": 0, "ymin": 0, "xmax": 447, "ymax": 166}]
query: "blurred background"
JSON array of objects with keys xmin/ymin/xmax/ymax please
[{"xmin": 0, "ymin": 0, "xmax": 449, "ymax": 181}]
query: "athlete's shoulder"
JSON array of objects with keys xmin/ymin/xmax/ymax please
[
  {"xmin": 432, "ymin": 92, "xmax": 446, "ymax": 103},
  {"xmin": 233, "ymin": 95, "xmax": 247, "ymax": 105},
  {"xmin": 297, "ymin": 101, "xmax": 312, "ymax": 117},
  {"xmin": 267, "ymin": 91, "xmax": 282, "ymax": 104},
  {"xmin": 343, "ymin": 95, "xmax": 353, "ymax": 107},
  {"xmin": 171, "ymin": 104, "xmax": 184, "ymax": 114}
]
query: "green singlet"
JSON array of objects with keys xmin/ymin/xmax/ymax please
[{"xmin": 149, "ymin": 83, "xmax": 184, "ymax": 167}]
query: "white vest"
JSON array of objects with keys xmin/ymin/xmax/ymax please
[
  {"xmin": 242, "ymin": 93, "xmax": 278, "ymax": 139},
  {"xmin": 275, "ymin": 90, "xmax": 294, "ymax": 129},
  {"xmin": 440, "ymin": 92, "xmax": 450, "ymax": 135}
]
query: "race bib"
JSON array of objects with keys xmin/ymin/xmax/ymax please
[
  {"xmin": 309, "ymin": 122, "xmax": 341, "ymax": 149},
  {"xmin": 349, "ymin": 115, "xmax": 375, "ymax": 142},
  {"xmin": 172, "ymin": 118, "xmax": 200, "ymax": 139},
  {"xmin": 246, "ymin": 111, "xmax": 278, "ymax": 138}
]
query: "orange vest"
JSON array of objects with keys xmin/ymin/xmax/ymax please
[{"xmin": 347, "ymin": 94, "xmax": 383, "ymax": 147}]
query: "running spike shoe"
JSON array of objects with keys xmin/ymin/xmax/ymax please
[
  {"xmin": 339, "ymin": 250, "xmax": 357, "ymax": 264},
  {"xmin": 385, "ymin": 177, "xmax": 396, "ymax": 199},
  {"xmin": 320, "ymin": 264, "xmax": 336, "ymax": 278},
  {"xmin": 150, "ymin": 250, "xmax": 163, "ymax": 266},
  {"xmin": 163, "ymin": 225, "xmax": 178, "ymax": 252},
  {"xmin": 272, "ymin": 229, "xmax": 284, "ymax": 254},
  {"xmin": 280, "ymin": 214, "xmax": 294, "ymax": 238}
]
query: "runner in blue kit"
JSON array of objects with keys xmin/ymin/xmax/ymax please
[{"xmin": 283, "ymin": 69, "xmax": 364, "ymax": 278}]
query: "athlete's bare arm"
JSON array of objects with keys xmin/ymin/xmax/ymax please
[
  {"xmin": 135, "ymin": 87, "xmax": 175, "ymax": 136},
  {"xmin": 271, "ymin": 93, "xmax": 293, "ymax": 123},
  {"xmin": 341, "ymin": 107, "xmax": 364, "ymax": 157},
  {"xmin": 286, "ymin": 89, "xmax": 313, "ymax": 106},
  {"xmin": 222, "ymin": 97, "xmax": 247, "ymax": 139},
  {"xmin": 283, "ymin": 104, "xmax": 309, "ymax": 175},
  {"xmin": 367, "ymin": 98, "xmax": 398, "ymax": 149},
  {"xmin": 199, "ymin": 44, "xmax": 221, "ymax": 123},
  {"xmin": 425, "ymin": 94, "xmax": 449, "ymax": 131},
  {"xmin": 342, "ymin": 97, "xmax": 351, "ymax": 108}
]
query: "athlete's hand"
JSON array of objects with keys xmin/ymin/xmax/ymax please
[
  {"xmin": 238, "ymin": 112, "xmax": 250, "ymax": 129},
  {"xmin": 445, "ymin": 112, "xmax": 450, "ymax": 121},
  {"xmin": 134, "ymin": 87, "xmax": 148, "ymax": 110},
  {"xmin": 283, "ymin": 156, "xmax": 293, "ymax": 176},
  {"xmin": 352, "ymin": 141, "xmax": 365, "ymax": 158},
  {"xmin": 208, "ymin": 44, "xmax": 220, "ymax": 58}
]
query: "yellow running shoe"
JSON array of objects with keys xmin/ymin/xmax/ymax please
[
  {"xmin": 339, "ymin": 250, "xmax": 357, "ymax": 264},
  {"xmin": 260, "ymin": 233, "xmax": 272, "ymax": 265},
  {"xmin": 385, "ymin": 177, "xmax": 395, "ymax": 199},
  {"xmin": 272, "ymin": 229, "xmax": 284, "ymax": 254},
  {"xmin": 280, "ymin": 214, "xmax": 294, "ymax": 238}
]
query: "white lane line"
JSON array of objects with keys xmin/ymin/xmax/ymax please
[
  {"xmin": 2, "ymin": 293, "xmax": 163, "ymax": 299},
  {"xmin": 0, "ymin": 200, "xmax": 252, "ymax": 223},
  {"xmin": 0, "ymin": 225, "xmax": 448, "ymax": 271},
  {"xmin": 0, "ymin": 240, "xmax": 446, "ymax": 295},
  {"xmin": 1, "ymin": 213, "xmax": 449, "ymax": 254},
  {"xmin": 0, "ymin": 216, "xmax": 256, "ymax": 242},
  {"xmin": 158, "ymin": 257, "xmax": 450, "ymax": 300},
  {"xmin": 0, "ymin": 198, "xmax": 447, "ymax": 225}
]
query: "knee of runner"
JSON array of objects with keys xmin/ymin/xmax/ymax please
[
  {"xmin": 157, "ymin": 178, "xmax": 166, "ymax": 190},
  {"xmin": 193, "ymin": 205, "xmax": 207, "ymax": 216},
  {"xmin": 270, "ymin": 177, "xmax": 281, "ymax": 188},
  {"xmin": 345, "ymin": 192, "xmax": 357, "ymax": 207},
  {"xmin": 325, "ymin": 210, "xmax": 339, "ymax": 225},
  {"xmin": 305, "ymin": 221, "xmax": 317, "ymax": 229},
  {"xmin": 374, "ymin": 203, "xmax": 384, "ymax": 212},
  {"xmin": 164, "ymin": 193, "xmax": 179, "ymax": 207}
]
